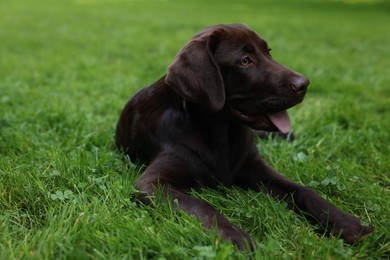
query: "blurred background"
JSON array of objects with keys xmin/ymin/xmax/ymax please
[{"xmin": 0, "ymin": 0, "xmax": 389, "ymax": 258}]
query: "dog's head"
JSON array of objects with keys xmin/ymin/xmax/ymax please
[{"xmin": 166, "ymin": 24, "xmax": 310, "ymax": 133}]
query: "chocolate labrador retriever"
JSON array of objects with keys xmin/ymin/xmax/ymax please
[{"xmin": 115, "ymin": 24, "xmax": 373, "ymax": 250}]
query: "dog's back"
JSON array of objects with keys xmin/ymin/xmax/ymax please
[{"xmin": 116, "ymin": 76, "xmax": 195, "ymax": 164}]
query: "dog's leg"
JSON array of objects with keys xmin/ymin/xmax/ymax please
[
  {"xmin": 236, "ymin": 156, "xmax": 374, "ymax": 244},
  {"xmin": 134, "ymin": 154, "xmax": 254, "ymax": 250}
]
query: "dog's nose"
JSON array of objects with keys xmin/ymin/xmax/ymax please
[{"xmin": 290, "ymin": 76, "xmax": 310, "ymax": 93}]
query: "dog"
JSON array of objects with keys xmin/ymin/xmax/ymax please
[{"xmin": 115, "ymin": 24, "xmax": 373, "ymax": 250}]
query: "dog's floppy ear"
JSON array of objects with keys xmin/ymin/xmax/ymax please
[{"xmin": 165, "ymin": 31, "xmax": 224, "ymax": 112}]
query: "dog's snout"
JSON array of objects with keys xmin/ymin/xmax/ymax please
[{"xmin": 290, "ymin": 76, "xmax": 310, "ymax": 93}]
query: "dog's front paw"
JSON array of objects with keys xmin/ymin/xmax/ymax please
[
  {"xmin": 331, "ymin": 213, "xmax": 374, "ymax": 244},
  {"xmin": 218, "ymin": 224, "xmax": 254, "ymax": 251}
]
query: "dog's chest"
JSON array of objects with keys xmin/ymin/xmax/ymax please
[
  {"xmin": 157, "ymin": 104, "xmax": 254, "ymax": 187},
  {"xmin": 194, "ymin": 126, "xmax": 252, "ymax": 187}
]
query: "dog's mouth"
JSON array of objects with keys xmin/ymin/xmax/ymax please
[
  {"xmin": 230, "ymin": 107, "xmax": 291, "ymax": 133},
  {"xmin": 266, "ymin": 111, "xmax": 291, "ymax": 133}
]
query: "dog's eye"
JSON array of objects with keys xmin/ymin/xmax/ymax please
[
  {"xmin": 240, "ymin": 57, "xmax": 252, "ymax": 66},
  {"xmin": 268, "ymin": 48, "xmax": 272, "ymax": 52}
]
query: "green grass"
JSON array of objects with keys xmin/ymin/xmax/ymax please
[{"xmin": 1, "ymin": 0, "xmax": 389, "ymax": 258}]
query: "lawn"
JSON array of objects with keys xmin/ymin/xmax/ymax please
[{"xmin": 0, "ymin": 0, "xmax": 389, "ymax": 258}]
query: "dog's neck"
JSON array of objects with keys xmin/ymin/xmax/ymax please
[{"xmin": 184, "ymin": 100, "xmax": 231, "ymax": 127}]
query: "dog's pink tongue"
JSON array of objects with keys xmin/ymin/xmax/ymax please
[{"xmin": 267, "ymin": 111, "xmax": 291, "ymax": 134}]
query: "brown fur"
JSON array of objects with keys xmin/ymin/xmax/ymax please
[{"xmin": 116, "ymin": 24, "xmax": 373, "ymax": 250}]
